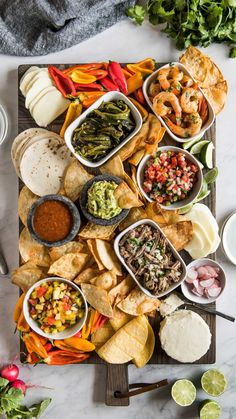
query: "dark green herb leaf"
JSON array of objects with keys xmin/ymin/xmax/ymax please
[
  {"xmin": 229, "ymin": 46, "xmax": 236, "ymax": 57},
  {"xmin": 127, "ymin": 5, "xmax": 146, "ymax": 25}
]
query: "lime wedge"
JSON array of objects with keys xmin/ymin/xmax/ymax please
[
  {"xmin": 171, "ymin": 379, "xmax": 196, "ymax": 406},
  {"xmin": 179, "ymin": 203, "xmax": 193, "ymax": 214},
  {"xmin": 195, "ymin": 190, "xmax": 211, "ymax": 202},
  {"xmin": 201, "ymin": 369, "xmax": 227, "ymax": 396},
  {"xmin": 199, "ymin": 400, "xmax": 221, "ymax": 419},
  {"xmin": 204, "ymin": 168, "xmax": 218, "ymax": 184},
  {"xmin": 200, "ymin": 142, "xmax": 214, "ymax": 169},
  {"xmin": 190, "ymin": 140, "xmax": 210, "ymax": 155},
  {"xmin": 183, "ymin": 135, "xmax": 204, "ymax": 150}
]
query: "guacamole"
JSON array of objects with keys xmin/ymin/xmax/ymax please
[{"xmin": 87, "ymin": 180, "xmax": 122, "ymax": 220}]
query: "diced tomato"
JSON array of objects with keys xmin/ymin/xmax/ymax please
[
  {"xmin": 191, "ymin": 164, "xmax": 198, "ymax": 173},
  {"xmin": 29, "ymin": 298, "xmax": 37, "ymax": 306},
  {"xmin": 47, "ymin": 317, "xmax": 56, "ymax": 325},
  {"xmin": 171, "ymin": 157, "xmax": 177, "ymax": 167},
  {"xmin": 156, "ymin": 196, "xmax": 164, "ymax": 203},
  {"xmin": 37, "ymin": 286, "xmax": 47, "ymax": 298},
  {"xmin": 146, "ymin": 166, "xmax": 156, "ymax": 180}
]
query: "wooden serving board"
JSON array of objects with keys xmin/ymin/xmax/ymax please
[{"xmin": 18, "ymin": 64, "xmax": 216, "ymax": 406}]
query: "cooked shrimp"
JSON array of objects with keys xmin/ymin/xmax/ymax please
[
  {"xmin": 149, "ymin": 81, "xmax": 161, "ymax": 98},
  {"xmin": 181, "ymin": 75, "xmax": 194, "ymax": 87},
  {"xmin": 180, "ymin": 88, "xmax": 203, "ymax": 114},
  {"xmin": 164, "ymin": 112, "xmax": 202, "ymax": 138},
  {"xmin": 157, "ymin": 66, "xmax": 183, "ymax": 90},
  {"xmin": 153, "ymin": 92, "xmax": 182, "ymax": 123}
]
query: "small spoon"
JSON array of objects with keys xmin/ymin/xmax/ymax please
[
  {"xmin": 179, "ymin": 302, "xmax": 235, "ymax": 323},
  {"xmin": 0, "ymin": 251, "xmax": 8, "ymax": 275}
]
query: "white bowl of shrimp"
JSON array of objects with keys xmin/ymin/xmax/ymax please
[
  {"xmin": 136, "ymin": 146, "xmax": 203, "ymax": 210},
  {"xmin": 143, "ymin": 62, "xmax": 215, "ymax": 143}
]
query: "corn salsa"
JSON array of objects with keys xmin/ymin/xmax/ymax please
[{"xmin": 28, "ymin": 281, "xmax": 85, "ymax": 334}]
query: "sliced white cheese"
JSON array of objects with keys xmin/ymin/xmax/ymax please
[
  {"xmin": 20, "ymin": 68, "xmax": 48, "ymax": 96},
  {"xmin": 31, "ymin": 89, "xmax": 69, "ymax": 127},
  {"xmin": 185, "ymin": 221, "xmax": 213, "ymax": 259},
  {"xmin": 25, "ymin": 70, "xmax": 51, "ymax": 95},
  {"xmin": 159, "ymin": 294, "xmax": 183, "ymax": 317},
  {"xmin": 25, "ymin": 77, "xmax": 54, "ymax": 109},
  {"xmin": 20, "ymin": 66, "xmax": 40, "ymax": 85},
  {"xmin": 159, "ymin": 310, "xmax": 211, "ymax": 363},
  {"xmin": 29, "ymin": 86, "xmax": 56, "ymax": 114}
]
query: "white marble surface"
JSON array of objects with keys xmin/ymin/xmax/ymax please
[{"xmin": 0, "ymin": 19, "xmax": 236, "ymax": 419}]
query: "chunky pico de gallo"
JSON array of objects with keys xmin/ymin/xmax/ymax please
[{"xmin": 143, "ymin": 150, "xmax": 198, "ymax": 205}]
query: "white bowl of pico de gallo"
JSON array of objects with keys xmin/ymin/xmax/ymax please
[{"xmin": 137, "ymin": 146, "xmax": 203, "ymax": 210}]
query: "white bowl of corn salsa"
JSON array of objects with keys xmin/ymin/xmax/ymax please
[{"xmin": 23, "ymin": 277, "xmax": 88, "ymax": 340}]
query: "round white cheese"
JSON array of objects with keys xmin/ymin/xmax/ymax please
[{"xmin": 159, "ymin": 310, "xmax": 211, "ymax": 363}]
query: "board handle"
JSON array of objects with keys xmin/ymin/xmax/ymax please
[{"xmin": 106, "ymin": 364, "xmax": 129, "ymax": 406}]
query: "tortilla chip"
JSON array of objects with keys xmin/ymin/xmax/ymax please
[
  {"xmin": 117, "ymin": 120, "xmax": 150, "ymax": 161},
  {"xmin": 19, "ymin": 227, "xmax": 50, "ymax": 267},
  {"xmin": 48, "ymin": 253, "xmax": 89, "ymax": 280},
  {"xmin": 146, "ymin": 202, "xmax": 167, "ymax": 226},
  {"xmin": 79, "ymin": 222, "xmax": 118, "ymax": 240},
  {"xmin": 100, "ymin": 155, "xmax": 124, "ymax": 178},
  {"xmin": 12, "ymin": 262, "xmax": 43, "ymax": 292},
  {"xmin": 203, "ymin": 81, "xmax": 228, "ymax": 115},
  {"xmin": 123, "ymin": 172, "xmax": 140, "ymax": 197},
  {"xmin": 91, "ymin": 322, "xmax": 115, "ymax": 350},
  {"xmin": 95, "ymin": 239, "xmax": 122, "ymax": 275},
  {"xmin": 92, "ymin": 270, "xmax": 117, "ymax": 290},
  {"xmin": 73, "ymin": 266, "xmax": 100, "ymax": 285},
  {"xmin": 18, "ymin": 186, "xmax": 38, "ymax": 226},
  {"xmin": 114, "ymin": 181, "xmax": 143, "ymax": 209},
  {"xmin": 128, "ymin": 149, "xmax": 145, "ymax": 166},
  {"xmin": 162, "ymin": 220, "xmax": 193, "ymax": 251},
  {"xmin": 180, "ymin": 46, "xmax": 212, "ymax": 87},
  {"xmin": 109, "ymin": 312, "xmax": 133, "ymax": 331},
  {"xmin": 118, "ymin": 207, "xmax": 147, "ymax": 231},
  {"xmin": 49, "ymin": 241, "xmax": 85, "ymax": 262},
  {"xmin": 97, "ymin": 315, "xmax": 148, "ymax": 363},
  {"xmin": 117, "ymin": 287, "xmax": 161, "ymax": 316},
  {"xmin": 132, "ymin": 320, "xmax": 155, "ymax": 368},
  {"xmin": 145, "ymin": 126, "xmax": 166, "ymax": 155},
  {"xmin": 64, "ymin": 158, "xmax": 93, "ymax": 201},
  {"xmin": 81, "ymin": 283, "xmax": 113, "ymax": 317},
  {"xmin": 108, "ymin": 275, "xmax": 135, "ymax": 305},
  {"xmin": 87, "ymin": 239, "xmax": 104, "ymax": 270},
  {"xmin": 146, "ymin": 114, "xmax": 162, "ymax": 145}
]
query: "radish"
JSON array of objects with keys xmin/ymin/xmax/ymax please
[
  {"xmin": 199, "ymin": 278, "xmax": 215, "ymax": 288},
  {"xmin": 197, "ymin": 266, "xmax": 209, "ymax": 278},
  {"xmin": 213, "ymin": 279, "xmax": 221, "ymax": 287},
  {"xmin": 1, "ymin": 364, "xmax": 19, "ymax": 382},
  {"xmin": 207, "ymin": 287, "xmax": 222, "ymax": 298},
  {"xmin": 11, "ymin": 379, "xmax": 27, "ymax": 395},
  {"xmin": 192, "ymin": 279, "xmax": 204, "ymax": 295},
  {"xmin": 192, "ymin": 287, "xmax": 203, "ymax": 297},
  {"xmin": 186, "ymin": 268, "xmax": 198, "ymax": 283}
]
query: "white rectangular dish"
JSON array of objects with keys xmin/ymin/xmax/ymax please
[
  {"xmin": 142, "ymin": 62, "xmax": 215, "ymax": 143},
  {"xmin": 114, "ymin": 219, "xmax": 187, "ymax": 299},
  {"xmin": 64, "ymin": 91, "xmax": 142, "ymax": 168}
]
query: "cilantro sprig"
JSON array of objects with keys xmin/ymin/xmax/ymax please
[{"xmin": 127, "ymin": 0, "xmax": 236, "ymax": 57}]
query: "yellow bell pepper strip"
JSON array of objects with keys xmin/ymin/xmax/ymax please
[
  {"xmin": 128, "ymin": 97, "xmax": 148, "ymax": 122},
  {"xmin": 63, "ymin": 63, "xmax": 104, "ymax": 75},
  {"xmin": 81, "ymin": 308, "xmax": 97, "ymax": 339},
  {"xmin": 22, "ymin": 332, "xmax": 48, "ymax": 359},
  {"xmin": 16, "ymin": 311, "xmax": 30, "ymax": 332},
  {"xmin": 63, "ymin": 337, "xmax": 95, "ymax": 352},
  {"xmin": 13, "ymin": 293, "xmax": 25, "ymax": 323},
  {"xmin": 70, "ymin": 70, "xmax": 97, "ymax": 84},
  {"xmin": 126, "ymin": 58, "xmax": 155, "ymax": 75},
  {"xmin": 133, "ymin": 87, "xmax": 145, "ymax": 104},
  {"xmin": 127, "ymin": 72, "xmax": 143, "ymax": 94},
  {"xmin": 122, "ymin": 68, "xmax": 133, "ymax": 80},
  {"xmin": 60, "ymin": 101, "xmax": 82, "ymax": 138}
]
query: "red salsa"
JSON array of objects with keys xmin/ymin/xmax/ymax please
[
  {"xmin": 33, "ymin": 200, "xmax": 73, "ymax": 242},
  {"xmin": 143, "ymin": 150, "xmax": 198, "ymax": 205}
]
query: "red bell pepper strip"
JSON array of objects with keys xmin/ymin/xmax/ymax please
[
  {"xmin": 87, "ymin": 69, "xmax": 108, "ymax": 80},
  {"xmin": 44, "ymin": 343, "xmax": 53, "ymax": 352},
  {"xmin": 108, "ymin": 61, "xmax": 128, "ymax": 94},
  {"xmin": 74, "ymin": 82, "xmax": 103, "ymax": 91},
  {"xmin": 45, "ymin": 350, "xmax": 90, "ymax": 365},
  {"xmin": 91, "ymin": 313, "xmax": 108, "ymax": 334},
  {"xmin": 48, "ymin": 65, "xmax": 76, "ymax": 97},
  {"xmin": 134, "ymin": 87, "xmax": 145, "ymax": 105},
  {"xmin": 100, "ymin": 76, "xmax": 119, "ymax": 92}
]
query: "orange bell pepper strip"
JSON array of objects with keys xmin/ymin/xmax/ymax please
[
  {"xmin": 27, "ymin": 352, "xmax": 41, "ymax": 365},
  {"xmin": 87, "ymin": 69, "xmax": 108, "ymax": 80},
  {"xmin": 82, "ymin": 92, "xmax": 106, "ymax": 108},
  {"xmin": 60, "ymin": 337, "xmax": 95, "ymax": 352},
  {"xmin": 91, "ymin": 313, "xmax": 108, "ymax": 334},
  {"xmin": 82, "ymin": 308, "xmax": 96, "ymax": 339},
  {"xmin": 122, "ymin": 68, "xmax": 133, "ymax": 80},
  {"xmin": 63, "ymin": 63, "xmax": 104, "ymax": 75},
  {"xmin": 70, "ymin": 70, "xmax": 97, "ymax": 84},
  {"xmin": 127, "ymin": 58, "xmax": 155, "ymax": 75},
  {"xmin": 45, "ymin": 350, "xmax": 89, "ymax": 365},
  {"xmin": 133, "ymin": 87, "xmax": 145, "ymax": 105},
  {"xmin": 22, "ymin": 332, "xmax": 48, "ymax": 359},
  {"xmin": 128, "ymin": 97, "xmax": 148, "ymax": 122},
  {"xmin": 60, "ymin": 101, "xmax": 82, "ymax": 138},
  {"xmin": 13, "ymin": 293, "xmax": 25, "ymax": 323},
  {"xmin": 53, "ymin": 340, "xmax": 83, "ymax": 353},
  {"xmin": 16, "ymin": 311, "xmax": 30, "ymax": 332},
  {"xmin": 127, "ymin": 72, "xmax": 143, "ymax": 95}
]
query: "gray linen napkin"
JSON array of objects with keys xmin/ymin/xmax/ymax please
[{"xmin": 0, "ymin": 0, "xmax": 135, "ymax": 56}]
